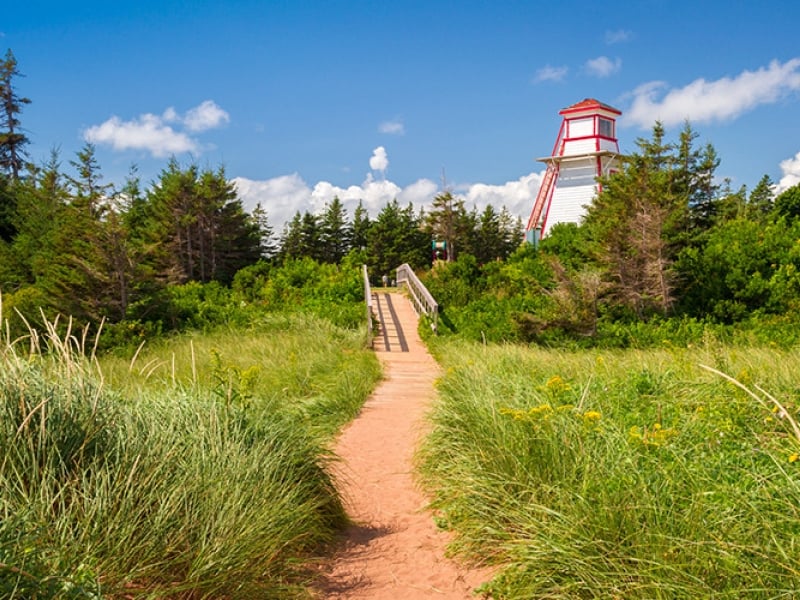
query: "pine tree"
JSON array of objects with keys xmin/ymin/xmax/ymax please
[
  {"xmin": 368, "ymin": 200, "xmax": 428, "ymax": 278},
  {"xmin": 318, "ymin": 196, "xmax": 350, "ymax": 263},
  {"xmin": 0, "ymin": 49, "xmax": 30, "ymax": 181},
  {"xmin": 351, "ymin": 200, "xmax": 371, "ymax": 251},
  {"xmin": 583, "ymin": 122, "xmax": 718, "ymax": 317},
  {"xmin": 748, "ymin": 174, "xmax": 775, "ymax": 218},
  {"xmin": 133, "ymin": 160, "xmax": 261, "ymax": 284}
]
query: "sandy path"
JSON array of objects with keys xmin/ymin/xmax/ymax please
[{"xmin": 314, "ymin": 293, "xmax": 490, "ymax": 599}]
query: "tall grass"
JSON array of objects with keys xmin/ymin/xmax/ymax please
[
  {"xmin": 1, "ymin": 311, "xmax": 381, "ymax": 598},
  {"xmin": 418, "ymin": 339, "xmax": 800, "ymax": 598}
]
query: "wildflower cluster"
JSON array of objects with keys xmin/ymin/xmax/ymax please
[{"xmin": 628, "ymin": 423, "xmax": 678, "ymax": 447}]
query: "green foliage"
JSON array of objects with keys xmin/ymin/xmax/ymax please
[
  {"xmin": 418, "ymin": 340, "xmax": 800, "ymax": 598},
  {"xmin": 773, "ymin": 182, "xmax": 800, "ymax": 223},
  {"xmin": 1, "ymin": 312, "xmax": 380, "ymax": 599},
  {"xmin": 676, "ymin": 217, "xmax": 800, "ymax": 321},
  {"xmin": 258, "ymin": 257, "xmax": 365, "ymax": 329},
  {"xmin": 368, "ymin": 199, "xmax": 429, "ymax": 278}
]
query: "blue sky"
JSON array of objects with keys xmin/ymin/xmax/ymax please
[{"xmin": 6, "ymin": 0, "xmax": 800, "ymax": 227}]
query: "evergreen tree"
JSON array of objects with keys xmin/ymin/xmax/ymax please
[
  {"xmin": 250, "ymin": 203, "xmax": 276, "ymax": 260},
  {"xmin": 0, "ymin": 49, "xmax": 30, "ymax": 181},
  {"xmin": 318, "ymin": 196, "xmax": 350, "ymax": 262},
  {"xmin": 368, "ymin": 200, "xmax": 428, "ymax": 278},
  {"xmin": 424, "ymin": 191, "xmax": 471, "ymax": 261},
  {"xmin": 8, "ymin": 149, "xmax": 69, "ymax": 287},
  {"xmin": 0, "ymin": 50, "xmax": 30, "ymax": 240},
  {"xmin": 351, "ymin": 200, "xmax": 371, "ymax": 251},
  {"xmin": 584, "ymin": 122, "xmax": 716, "ymax": 317},
  {"xmin": 67, "ymin": 143, "xmax": 112, "ymax": 215},
  {"xmin": 279, "ymin": 212, "xmax": 304, "ymax": 261},
  {"xmin": 748, "ymin": 174, "xmax": 775, "ymax": 218},
  {"xmin": 135, "ymin": 160, "xmax": 261, "ymax": 284}
]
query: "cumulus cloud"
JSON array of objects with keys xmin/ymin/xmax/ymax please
[
  {"xmin": 184, "ymin": 100, "xmax": 230, "ymax": 132},
  {"xmin": 585, "ymin": 56, "xmax": 622, "ymax": 78},
  {"xmin": 232, "ymin": 167, "xmax": 543, "ymax": 233},
  {"xmin": 605, "ymin": 29, "xmax": 632, "ymax": 44},
  {"xmin": 534, "ymin": 65, "xmax": 568, "ymax": 83},
  {"xmin": 624, "ymin": 58, "xmax": 800, "ymax": 129},
  {"xmin": 84, "ymin": 114, "xmax": 198, "ymax": 157},
  {"xmin": 458, "ymin": 172, "xmax": 543, "ymax": 221},
  {"xmin": 379, "ymin": 119, "xmax": 405, "ymax": 135},
  {"xmin": 776, "ymin": 150, "xmax": 800, "ymax": 193},
  {"xmin": 369, "ymin": 146, "xmax": 389, "ymax": 173},
  {"xmin": 84, "ymin": 100, "xmax": 229, "ymax": 157}
]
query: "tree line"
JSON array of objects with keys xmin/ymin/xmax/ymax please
[{"xmin": 0, "ymin": 49, "xmax": 522, "ymax": 337}]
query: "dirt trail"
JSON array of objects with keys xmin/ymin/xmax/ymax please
[{"xmin": 314, "ymin": 293, "xmax": 491, "ymax": 599}]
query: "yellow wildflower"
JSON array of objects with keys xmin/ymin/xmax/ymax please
[{"xmin": 583, "ymin": 411, "xmax": 602, "ymax": 421}]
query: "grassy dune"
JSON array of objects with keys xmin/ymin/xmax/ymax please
[
  {"xmin": 418, "ymin": 339, "xmax": 800, "ymax": 599},
  {"xmin": 0, "ymin": 314, "xmax": 380, "ymax": 599}
]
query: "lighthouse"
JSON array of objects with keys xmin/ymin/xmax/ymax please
[{"xmin": 526, "ymin": 98, "xmax": 621, "ymax": 242}]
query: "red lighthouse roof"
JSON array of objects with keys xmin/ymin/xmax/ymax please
[{"xmin": 559, "ymin": 98, "xmax": 621, "ymax": 116}]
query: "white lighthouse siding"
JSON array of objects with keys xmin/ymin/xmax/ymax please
[
  {"xmin": 562, "ymin": 138, "xmax": 596, "ymax": 155},
  {"xmin": 542, "ymin": 158, "xmax": 598, "ymax": 235},
  {"xmin": 598, "ymin": 138, "xmax": 617, "ymax": 153}
]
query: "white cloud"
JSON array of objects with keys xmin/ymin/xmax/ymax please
[
  {"xmin": 84, "ymin": 100, "xmax": 229, "ymax": 157},
  {"xmin": 184, "ymin": 100, "xmax": 230, "ymax": 132},
  {"xmin": 84, "ymin": 114, "xmax": 198, "ymax": 157},
  {"xmin": 605, "ymin": 29, "xmax": 632, "ymax": 44},
  {"xmin": 379, "ymin": 119, "xmax": 405, "ymax": 135},
  {"xmin": 776, "ymin": 150, "xmax": 800, "ymax": 193},
  {"xmin": 624, "ymin": 58, "xmax": 800, "ymax": 129},
  {"xmin": 458, "ymin": 172, "xmax": 543, "ymax": 221},
  {"xmin": 232, "ymin": 173, "xmax": 312, "ymax": 220},
  {"xmin": 585, "ymin": 56, "xmax": 621, "ymax": 78},
  {"xmin": 231, "ymin": 146, "xmax": 544, "ymax": 232},
  {"xmin": 369, "ymin": 146, "xmax": 389, "ymax": 173},
  {"xmin": 534, "ymin": 65, "xmax": 568, "ymax": 83},
  {"xmin": 232, "ymin": 168, "xmax": 544, "ymax": 233}
]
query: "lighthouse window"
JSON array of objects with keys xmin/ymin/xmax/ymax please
[{"xmin": 598, "ymin": 118, "xmax": 614, "ymax": 138}]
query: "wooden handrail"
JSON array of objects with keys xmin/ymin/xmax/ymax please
[
  {"xmin": 396, "ymin": 263, "xmax": 438, "ymax": 333},
  {"xmin": 362, "ymin": 264, "xmax": 373, "ymax": 344}
]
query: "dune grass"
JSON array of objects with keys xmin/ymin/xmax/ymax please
[
  {"xmin": 417, "ymin": 339, "xmax": 800, "ymax": 598},
  {"xmin": 0, "ymin": 312, "xmax": 381, "ymax": 599}
]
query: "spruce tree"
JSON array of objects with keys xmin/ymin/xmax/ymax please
[{"xmin": 0, "ymin": 49, "xmax": 30, "ymax": 181}]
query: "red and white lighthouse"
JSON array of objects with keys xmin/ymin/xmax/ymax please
[{"xmin": 526, "ymin": 98, "xmax": 621, "ymax": 242}]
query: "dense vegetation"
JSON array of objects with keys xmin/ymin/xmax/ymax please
[
  {"xmin": 421, "ymin": 124, "xmax": 800, "ymax": 349},
  {"xmin": 418, "ymin": 339, "xmax": 800, "ymax": 598}
]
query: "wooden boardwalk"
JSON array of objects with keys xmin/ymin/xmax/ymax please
[
  {"xmin": 317, "ymin": 292, "xmax": 489, "ymax": 598},
  {"xmin": 371, "ymin": 292, "xmax": 410, "ymax": 353}
]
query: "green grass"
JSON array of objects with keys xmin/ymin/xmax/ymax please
[
  {"xmin": 417, "ymin": 339, "xmax": 800, "ymax": 599},
  {"xmin": 0, "ymin": 312, "xmax": 381, "ymax": 599}
]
